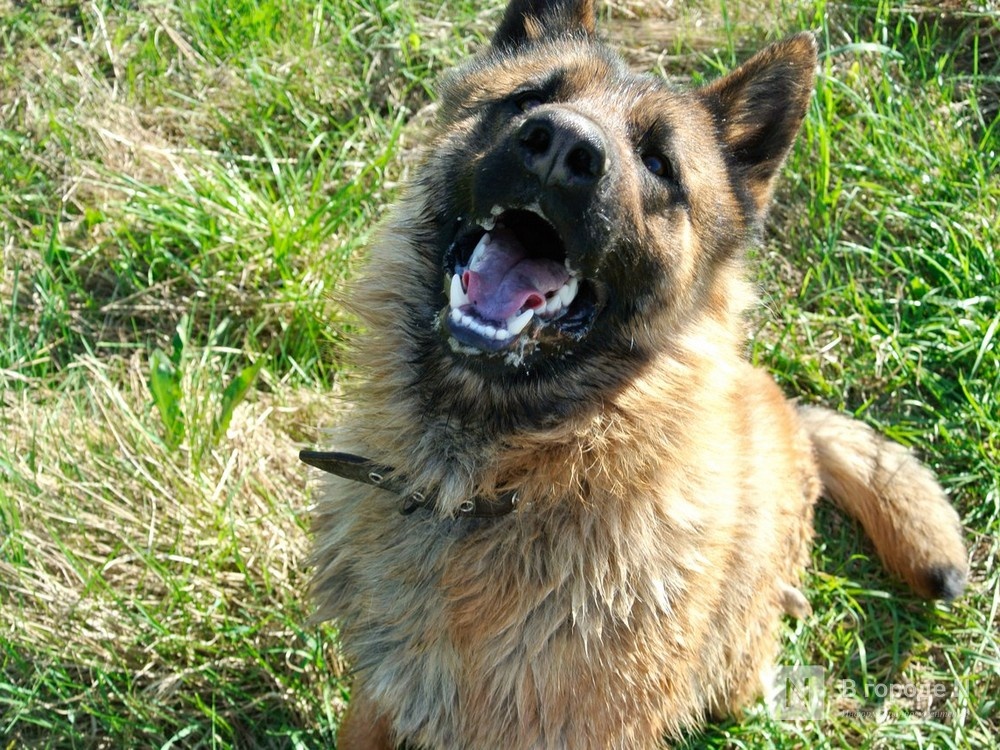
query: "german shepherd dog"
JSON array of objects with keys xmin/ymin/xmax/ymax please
[{"xmin": 307, "ymin": 1, "xmax": 968, "ymax": 747}]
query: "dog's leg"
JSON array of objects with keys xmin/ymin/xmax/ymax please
[
  {"xmin": 797, "ymin": 405, "xmax": 968, "ymax": 600},
  {"xmin": 337, "ymin": 686, "xmax": 396, "ymax": 750},
  {"xmin": 778, "ymin": 580, "xmax": 812, "ymax": 619}
]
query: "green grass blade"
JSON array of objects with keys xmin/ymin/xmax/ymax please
[
  {"xmin": 213, "ymin": 357, "xmax": 264, "ymax": 445},
  {"xmin": 148, "ymin": 348, "xmax": 185, "ymax": 449}
]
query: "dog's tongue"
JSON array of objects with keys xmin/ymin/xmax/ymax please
[{"xmin": 461, "ymin": 228, "xmax": 569, "ymax": 322}]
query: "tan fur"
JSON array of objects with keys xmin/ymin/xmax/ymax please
[
  {"xmin": 309, "ymin": 3, "xmax": 968, "ymax": 748},
  {"xmin": 337, "ymin": 686, "xmax": 396, "ymax": 750},
  {"xmin": 797, "ymin": 405, "xmax": 968, "ymax": 599}
]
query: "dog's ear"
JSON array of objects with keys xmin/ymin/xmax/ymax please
[
  {"xmin": 698, "ymin": 33, "xmax": 817, "ymax": 219},
  {"xmin": 492, "ymin": 0, "xmax": 596, "ymax": 51}
]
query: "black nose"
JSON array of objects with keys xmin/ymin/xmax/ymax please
[{"xmin": 517, "ymin": 111, "xmax": 607, "ymax": 189}]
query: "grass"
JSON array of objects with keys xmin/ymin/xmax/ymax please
[{"xmin": 1, "ymin": 0, "xmax": 997, "ymax": 747}]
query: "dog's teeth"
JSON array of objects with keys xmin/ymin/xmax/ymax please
[
  {"xmin": 468, "ymin": 232, "xmax": 492, "ymax": 269},
  {"xmin": 507, "ymin": 309, "xmax": 534, "ymax": 335},
  {"xmin": 465, "ymin": 315, "xmax": 487, "ymax": 337},
  {"xmin": 449, "ymin": 273, "xmax": 470, "ymax": 308},
  {"xmin": 491, "ymin": 205, "xmax": 503, "ymax": 216},
  {"xmin": 559, "ymin": 277, "xmax": 579, "ymax": 307},
  {"xmin": 480, "ymin": 217, "xmax": 496, "ymax": 231},
  {"xmin": 449, "ymin": 287, "xmax": 535, "ymax": 341},
  {"xmin": 544, "ymin": 295, "xmax": 561, "ymax": 315}
]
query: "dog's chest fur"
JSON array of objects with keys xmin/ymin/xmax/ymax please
[{"xmin": 311, "ymin": 354, "xmax": 817, "ymax": 748}]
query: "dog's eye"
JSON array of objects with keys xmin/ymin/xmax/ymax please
[
  {"xmin": 515, "ymin": 92, "xmax": 545, "ymax": 112},
  {"xmin": 642, "ymin": 153, "xmax": 674, "ymax": 180}
]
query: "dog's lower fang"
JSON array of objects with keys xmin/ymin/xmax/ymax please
[
  {"xmin": 507, "ymin": 308, "xmax": 534, "ymax": 335},
  {"xmin": 538, "ymin": 276, "xmax": 580, "ymax": 320}
]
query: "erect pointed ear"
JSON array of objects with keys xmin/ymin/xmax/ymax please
[
  {"xmin": 698, "ymin": 33, "xmax": 817, "ymax": 220},
  {"xmin": 491, "ymin": 0, "xmax": 597, "ymax": 51}
]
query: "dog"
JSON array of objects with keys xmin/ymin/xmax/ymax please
[{"xmin": 304, "ymin": 1, "xmax": 969, "ymax": 747}]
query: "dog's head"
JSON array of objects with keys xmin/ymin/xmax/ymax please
[{"xmin": 362, "ymin": 0, "xmax": 816, "ymax": 432}]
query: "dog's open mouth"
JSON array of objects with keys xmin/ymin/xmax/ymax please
[{"xmin": 443, "ymin": 208, "xmax": 598, "ymax": 355}]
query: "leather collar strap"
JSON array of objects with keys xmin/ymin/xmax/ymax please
[{"xmin": 299, "ymin": 450, "xmax": 519, "ymax": 518}]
